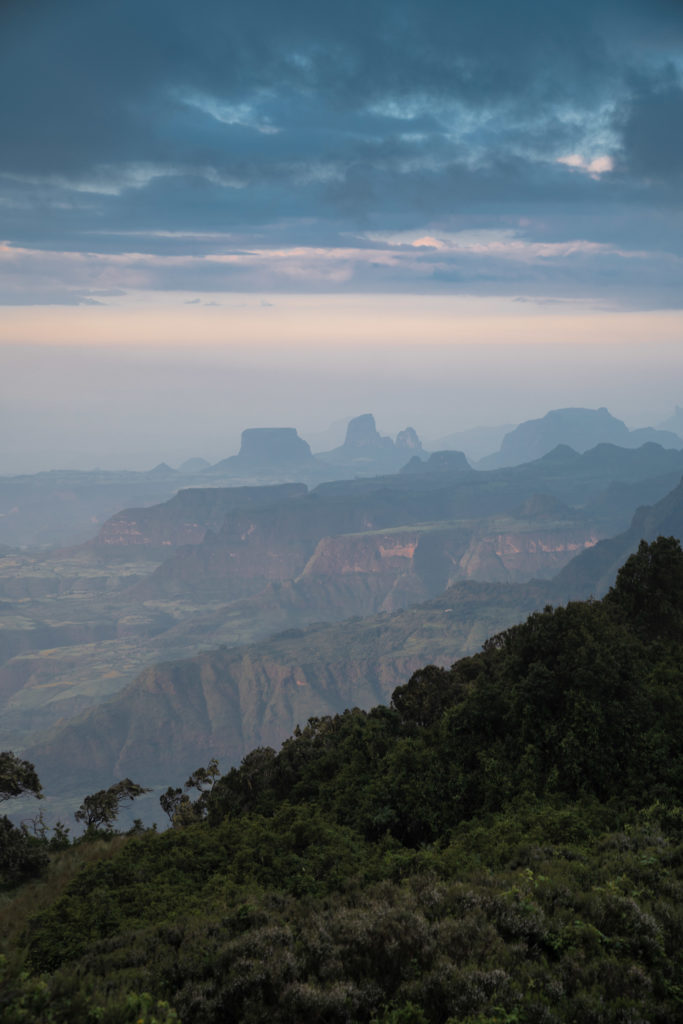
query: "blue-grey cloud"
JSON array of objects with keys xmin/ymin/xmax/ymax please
[
  {"xmin": 620, "ymin": 78, "xmax": 683, "ymax": 181},
  {"xmin": 1, "ymin": 0, "xmax": 681, "ymax": 306}
]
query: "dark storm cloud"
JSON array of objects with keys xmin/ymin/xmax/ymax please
[
  {"xmin": 620, "ymin": 78, "xmax": 683, "ymax": 180},
  {"xmin": 1, "ymin": 0, "xmax": 681, "ymax": 305}
]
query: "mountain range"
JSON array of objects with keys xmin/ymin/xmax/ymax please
[
  {"xmin": 3, "ymin": 406, "xmax": 681, "ymax": 549},
  {"xmin": 15, "ymin": 458, "xmax": 683, "ymax": 804},
  {"xmin": 477, "ymin": 406, "xmax": 682, "ymax": 469},
  {"xmin": 3, "ymin": 405, "xmax": 683, "ymax": 820}
]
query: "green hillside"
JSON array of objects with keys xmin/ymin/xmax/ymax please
[{"xmin": 1, "ymin": 537, "xmax": 682, "ymax": 1023}]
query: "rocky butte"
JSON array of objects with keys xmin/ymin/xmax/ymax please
[
  {"xmin": 205, "ymin": 427, "xmax": 317, "ymax": 476},
  {"xmin": 317, "ymin": 413, "xmax": 427, "ymax": 474}
]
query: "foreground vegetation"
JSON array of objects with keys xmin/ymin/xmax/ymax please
[{"xmin": 1, "ymin": 538, "xmax": 682, "ymax": 1023}]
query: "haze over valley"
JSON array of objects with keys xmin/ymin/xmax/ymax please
[{"xmin": 2, "ymin": 406, "xmax": 683, "ymax": 806}]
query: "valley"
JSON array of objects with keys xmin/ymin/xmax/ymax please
[{"xmin": 2, "ymin": 415, "xmax": 683, "ymax": 809}]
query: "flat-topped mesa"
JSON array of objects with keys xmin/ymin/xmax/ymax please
[
  {"xmin": 206, "ymin": 428, "xmax": 316, "ymax": 476},
  {"xmin": 238, "ymin": 427, "xmax": 315, "ymax": 465}
]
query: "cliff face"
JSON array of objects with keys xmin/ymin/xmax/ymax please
[
  {"xmin": 458, "ymin": 527, "xmax": 601, "ymax": 582},
  {"xmin": 131, "ymin": 489, "xmax": 393, "ymax": 599},
  {"xmin": 93, "ymin": 483, "xmax": 307, "ymax": 554},
  {"xmin": 6, "ymin": 453, "xmax": 682, "ymax": 762},
  {"xmin": 123, "ymin": 444, "xmax": 683, "ymax": 603},
  {"xmin": 553, "ymin": 476, "xmax": 683, "ymax": 599},
  {"xmin": 301, "ymin": 521, "xmax": 602, "ymax": 604},
  {"xmin": 27, "ymin": 579, "xmax": 545, "ymax": 791},
  {"xmin": 26, "ymin": 650, "xmax": 409, "ymax": 788},
  {"xmin": 131, "ymin": 519, "xmax": 318, "ymax": 600},
  {"xmin": 139, "ymin": 514, "xmax": 602, "ymax": 620}
]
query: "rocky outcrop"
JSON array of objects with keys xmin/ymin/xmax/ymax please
[
  {"xmin": 395, "ymin": 427, "xmax": 423, "ymax": 452},
  {"xmin": 343, "ymin": 413, "xmax": 393, "ymax": 450},
  {"xmin": 317, "ymin": 414, "xmax": 427, "ymax": 473}
]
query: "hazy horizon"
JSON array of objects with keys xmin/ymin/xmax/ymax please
[
  {"xmin": 2, "ymin": 331, "xmax": 682, "ymax": 475},
  {"xmin": 2, "ymin": 1, "xmax": 682, "ymax": 474}
]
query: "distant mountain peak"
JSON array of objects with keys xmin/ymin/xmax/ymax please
[
  {"xmin": 147, "ymin": 462, "xmax": 178, "ymax": 476},
  {"xmin": 395, "ymin": 427, "xmax": 423, "ymax": 451},
  {"xmin": 478, "ymin": 406, "xmax": 682, "ymax": 471},
  {"xmin": 343, "ymin": 414, "xmax": 392, "ymax": 450}
]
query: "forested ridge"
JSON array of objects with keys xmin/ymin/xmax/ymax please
[{"xmin": 1, "ymin": 537, "xmax": 682, "ymax": 1023}]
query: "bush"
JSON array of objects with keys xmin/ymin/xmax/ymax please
[{"xmin": 0, "ymin": 816, "xmax": 49, "ymax": 888}]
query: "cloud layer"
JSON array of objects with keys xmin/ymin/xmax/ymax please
[{"xmin": 1, "ymin": 0, "xmax": 682, "ymax": 307}]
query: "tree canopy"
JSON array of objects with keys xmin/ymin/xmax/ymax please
[
  {"xmin": 0, "ymin": 751, "xmax": 42, "ymax": 803},
  {"xmin": 74, "ymin": 779, "xmax": 150, "ymax": 833}
]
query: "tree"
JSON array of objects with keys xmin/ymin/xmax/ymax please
[
  {"xmin": 0, "ymin": 816, "xmax": 49, "ymax": 886},
  {"xmin": 159, "ymin": 759, "xmax": 221, "ymax": 827},
  {"xmin": 607, "ymin": 535, "xmax": 683, "ymax": 639},
  {"xmin": 159, "ymin": 786, "xmax": 187, "ymax": 824},
  {"xmin": 185, "ymin": 757, "xmax": 221, "ymax": 801},
  {"xmin": 75, "ymin": 778, "xmax": 150, "ymax": 833},
  {"xmin": 0, "ymin": 751, "xmax": 43, "ymax": 803}
]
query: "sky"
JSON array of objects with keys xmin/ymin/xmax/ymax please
[{"xmin": 1, "ymin": 0, "xmax": 683, "ymax": 471}]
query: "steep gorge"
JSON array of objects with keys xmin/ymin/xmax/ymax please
[{"xmin": 27, "ymin": 579, "xmax": 545, "ymax": 792}]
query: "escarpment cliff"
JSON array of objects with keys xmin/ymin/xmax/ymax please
[
  {"xmin": 300, "ymin": 519, "xmax": 603, "ymax": 610},
  {"xmin": 92, "ymin": 483, "xmax": 307, "ymax": 555},
  {"xmin": 27, "ymin": 578, "xmax": 546, "ymax": 791},
  {"xmin": 131, "ymin": 441, "xmax": 674, "ymax": 604},
  {"xmin": 6, "ymin": 446, "xmax": 683, "ymax": 763}
]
